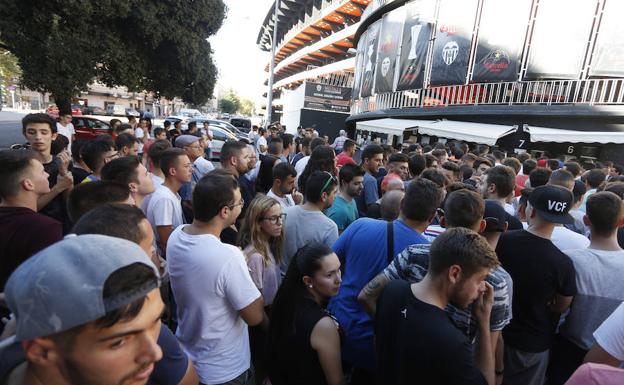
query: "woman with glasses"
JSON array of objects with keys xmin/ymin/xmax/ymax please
[
  {"xmin": 267, "ymin": 242, "xmax": 345, "ymax": 385},
  {"xmin": 238, "ymin": 195, "xmax": 285, "ymax": 384}
]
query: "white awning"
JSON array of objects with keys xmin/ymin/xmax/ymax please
[
  {"xmin": 417, "ymin": 120, "xmax": 517, "ymax": 146},
  {"xmin": 356, "ymin": 118, "xmax": 434, "ymax": 136},
  {"xmin": 526, "ymin": 125, "xmax": 624, "ymax": 144}
]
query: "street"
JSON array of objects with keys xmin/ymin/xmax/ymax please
[{"xmin": 0, "ymin": 110, "xmax": 28, "ymax": 149}]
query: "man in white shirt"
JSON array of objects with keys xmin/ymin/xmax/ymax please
[
  {"xmin": 146, "ymin": 148, "xmax": 192, "ymax": 255},
  {"xmin": 203, "ymin": 121, "xmax": 214, "ymax": 159},
  {"xmin": 167, "ymin": 170, "xmax": 264, "ymax": 385},
  {"xmin": 135, "ymin": 118, "xmax": 150, "ymax": 157},
  {"xmin": 256, "ymin": 127, "xmax": 269, "ymax": 155},
  {"xmin": 56, "ymin": 112, "xmax": 75, "ymax": 152},
  {"xmin": 267, "ymin": 162, "xmax": 302, "ymax": 209}
]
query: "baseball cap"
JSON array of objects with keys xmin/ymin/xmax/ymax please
[
  {"xmin": 528, "ymin": 185, "xmax": 574, "ymax": 224},
  {"xmin": 4, "ymin": 234, "xmax": 160, "ymax": 343},
  {"xmin": 572, "ymin": 179, "xmax": 587, "ymax": 200},
  {"xmin": 484, "ymin": 200, "xmax": 507, "ymax": 232},
  {"xmin": 175, "ymin": 134, "xmax": 200, "ymax": 148}
]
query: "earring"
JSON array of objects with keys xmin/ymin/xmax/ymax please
[{"xmin": 308, "ymin": 284, "xmax": 313, "ymax": 288}]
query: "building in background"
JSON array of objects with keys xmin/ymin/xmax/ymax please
[
  {"xmin": 349, "ymin": 0, "xmax": 624, "ymax": 163},
  {"xmin": 257, "ymin": 0, "xmax": 372, "ymax": 138}
]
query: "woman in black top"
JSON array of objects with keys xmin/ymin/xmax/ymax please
[
  {"xmin": 255, "ymin": 154, "xmax": 280, "ymax": 194},
  {"xmin": 267, "ymin": 243, "xmax": 345, "ymax": 385}
]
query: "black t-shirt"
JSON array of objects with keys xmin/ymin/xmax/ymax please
[
  {"xmin": 496, "ymin": 230, "xmax": 577, "ymax": 352},
  {"xmin": 375, "ymin": 280, "xmax": 487, "ymax": 385},
  {"xmin": 71, "ymin": 164, "xmax": 90, "ymax": 186},
  {"xmin": 40, "ymin": 156, "xmax": 70, "ymax": 232}
]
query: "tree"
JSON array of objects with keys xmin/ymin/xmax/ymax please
[
  {"xmin": 0, "ymin": 0, "xmax": 226, "ymax": 113},
  {"xmin": 239, "ymin": 97, "xmax": 255, "ymax": 116},
  {"xmin": 219, "ymin": 98, "xmax": 236, "ymax": 114},
  {"xmin": 219, "ymin": 89, "xmax": 241, "ymax": 114},
  {"xmin": 0, "ymin": 46, "xmax": 21, "ymax": 105}
]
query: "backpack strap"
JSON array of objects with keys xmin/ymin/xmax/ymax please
[{"xmin": 387, "ymin": 220, "xmax": 394, "ymax": 264}]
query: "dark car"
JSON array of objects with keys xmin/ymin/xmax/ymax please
[
  {"xmin": 228, "ymin": 117, "xmax": 252, "ymax": 133},
  {"xmin": 72, "ymin": 117, "xmax": 111, "ymax": 140},
  {"xmin": 81, "ymin": 105, "xmax": 107, "ymax": 115}
]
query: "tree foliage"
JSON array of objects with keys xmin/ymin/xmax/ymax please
[
  {"xmin": 219, "ymin": 98, "xmax": 237, "ymax": 114},
  {"xmin": 0, "ymin": 0, "xmax": 226, "ymax": 112},
  {"xmin": 239, "ymin": 97, "xmax": 255, "ymax": 116},
  {"xmin": 219, "ymin": 89, "xmax": 241, "ymax": 114}
]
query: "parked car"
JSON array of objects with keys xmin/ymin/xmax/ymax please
[
  {"xmin": 81, "ymin": 105, "xmax": 106, "ymax": 115},
  {"xmin": 209, "ymin": 126, "xmax": 238, "ymax": 160},
  {"xmin": 228, "ymin": 117, "xmax": 252, "ymax": 133},
  {"xmin": 72, "ymin": 117, "xmax": 111, "ymax": 140},
  {"xmin": 125, "ymin": 108, "xmax": 140, "ymax": 117},
  {"xmin": 106, "ymin": 104, "xmax": 126, "ymax": 116},
  {"xmin": 189, "ymin": 119, "xmax": 250, "ymax": 143},
  {"xmin": 46, "ymin": 104, "xmax": 82, "ymax": 118}
]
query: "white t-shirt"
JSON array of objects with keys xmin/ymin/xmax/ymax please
[
  {"xmin": 267, "ymin": 189, "xmax": 295, "ymax": 210},
  {"xmin": 141, "ymin": 175, "xmax": 165, "ymax": 215},
  {"xmin": 194, "ymin": 156, "xmax": 214, "ymax": 176},
  {"xmin": 256, "ymin": 136, "xmax": 268, "ymax": 154},
  {"xmin": 146, "ymin": 185, "xmax": 184, "ymax": 251},
  {"xmin": 167, "ymin": 228, "xmax": 261, "ymax": 384},
  {"xmin": 135, "ymin": 127, "xmax": 146, "ymax": 153},
  {"xmin": 56, "ymin": 122, "xmax": 75, "ymax": 151},
  {"xmin": 550, "ymin": 226, "xmax": 590, "ymax": 252},
  {"xmin": 295, "ymin": 156, "xmax": 310, "ymax": 188},
  {"xmin": 594, "ymin": 302, "xmax": 624, "ymax": 362}
]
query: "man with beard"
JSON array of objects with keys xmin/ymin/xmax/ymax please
[
  {"xmin": 267, "ymin": 162, "xmax": 302, "ymax": 210},
  {"xmin": 327, "ymin": 164, "xmax": 365, "ymax": 233},
  {"xmin": 375, "ymin": 228, "xmax": 498, "ymax": 385},
  {"xmin": 1, "ymin": 234, "xmax": 164, "ymax": 385}
]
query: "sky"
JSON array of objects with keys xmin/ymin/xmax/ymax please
[{"xmin": 210, "ymin": 0, "xmax": 274, "ymax": 104}]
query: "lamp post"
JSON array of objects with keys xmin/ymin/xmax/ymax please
[{"xmin": 266, "ymin": 0, "xmax": 280, "ymax": 128}]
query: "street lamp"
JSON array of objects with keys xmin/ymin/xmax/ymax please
[{"xmin": 266, "ymin": 0, "xmax": 280, "ymax": 128}]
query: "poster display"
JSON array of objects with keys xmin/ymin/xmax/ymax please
[
  {"xmin": 374, "ymin": 8, "xmax": 405, "ymax": 93},
  {"xmin": 589, "ymin": 0, "xmax": 624, "ymax": 77},
  {"xmin": 304, "ymin": 82, "xmax": 352, "ymax": 113},
  {"xmin": 429, "ymin": 0, "xmax": 479, "ymax": 86},
  {"xmin": 360, "ymin": 20, "xmax": 381, "ymax": 97},
  {"xmin": 472, "ymin": 0, "xmax": 532, "ymax": 82},
  {"xmin": 352, "ymin": 30, "xmax": 368, "ymax": 101}
]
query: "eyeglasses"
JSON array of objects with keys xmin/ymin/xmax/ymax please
[
  {"xmin": 320, "ymin": 171, "xmax": 337, "ymax": 194},
  {"xmin": 227, "ymin": 198, "xmax": 245, "ymax": 209},
  {"xmin": 260, "ymin": 213, "xmax": 287, "ymax": 224}
]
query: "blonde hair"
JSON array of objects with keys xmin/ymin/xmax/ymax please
[{"xmin": 238, "ymin": 195, "xmax": 284, "ymax": 266}]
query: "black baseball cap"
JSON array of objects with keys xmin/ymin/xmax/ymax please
[
  {"xmin": 528, "ymin": 185, "xmax": 574, "ymax": 224},
  {"xmin": 483, "ymin": 200, "xmax": 508, "ymax": 232}
]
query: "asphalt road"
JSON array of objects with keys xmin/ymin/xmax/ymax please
[{"xmin": 0, "ymin": 110, "xmax": 27, "ymax": 149}]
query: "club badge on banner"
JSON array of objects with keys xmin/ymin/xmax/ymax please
[
  {"xmin": 374, "ymin": 8, "xmax": 405, "ymax": 94},
  {"xmin": 397, "ymin": 0, "xmax": 436, "ymax": 91},
  {"xmin": 360, "ymin": 20, "xmax": 381, "ymax": 98},
  {"xmin": 429, "ymin": 0, "xmax": 479, "ymax": 87}
]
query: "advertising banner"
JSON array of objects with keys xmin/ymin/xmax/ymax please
[
  {"xmin": 360, "ymin": 20, "xmax": 382, "ymax": 97},
  {"xmin": 304, "ymin": 82, "xmax": 352, "ymax": 113},
  {"xmin": 589, "ymin": 0, "xmax": 624, "ymax": 77},
  {"xmin": 352, "ymin": 30, "xmax": 368, "ymax": 101},
  {"xmin": 525, "ymin": 0, "xmax": 597, "ymax": 79},
  {"xmin": 374, "ymin": 8, "xmax": 405, "ymax": 93},
  {"xmin": 472, "ymin": 0, "xmax": 532, "ymax": 82},
  {"xmin": 396, "ymin": 0, "xmax": 436, "ymax": 91},
  {"xmin": 429, "ymin": 0, "xmax": 479, "ymax": 86}
]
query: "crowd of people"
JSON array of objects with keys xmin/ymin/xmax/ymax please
[{"xmin": 0, "ymin": 112, "xmax": 623, "ymax": 385}]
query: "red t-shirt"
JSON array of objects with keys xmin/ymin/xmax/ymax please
[
  {"xmin": 336, "ymin": 152, "xmax": 356, "ymax": 168},
  {"xmin": 515, "ymin": 174, "xmax": 529, "ymax": 196}
]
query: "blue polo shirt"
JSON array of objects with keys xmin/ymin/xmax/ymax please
[{"xmin": 327, "ymin": 218, "xmax": 430, "ymax": 369}]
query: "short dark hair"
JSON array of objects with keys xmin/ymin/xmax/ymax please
[
  {"xmin": 304, "ymin": 171, "xmax": 337, "ymax": 203},
  {"xmin": 548, "ymin": 169, "xmax": 574, "ymax": 189},
  {"xmin": 343, "ymin": 139, "xmax": 356, "ymax": 152},
  {"xmin": 81, "ymin": 139, "xmax": 115, "ymax": 172},
  {"xmin": 587, "ymin": 191, "xmax": 623, "ymax": 236},
  {"xmin": 115, "ymin": 133, "xmax": 138, "ymax": 151},
  {"xmin": 425, "ymin": 154, "xmax": 438, "ymax": 168},
  {"xmin": 268, "ymin": 140, "xmax": 283, "ymax": 156},
  {"xmin": 587, "ymin": 169, "xmax": 607, "ymax": 189},
  {"xmin": 429, "ymin": 227, "xmax": 499, "ymax": 277},
  {"xmin": 547, "ymin": 159, "xmax": 560, "ymax": 171},
  {"xmin": 300, "ymin": 137, "xmax": 312, "ymax": 149},
  {"xmin": 280, "ymin": 133, "xmax": 294, "ymax": 149},
  {"xmin": 193, "ymin": 171, "xmax": 239, "ymax": 222},
  {"xmin": 22, "ymin": 113, "xmax": 56, "ymax": 134},
  {"xmin": 529, "ymin": 167, "xmax": 552, "ymax": 188},
  {"xmin": 310, "ymin": 137, "xmax": 326, "ymax": 152},
  {"xmin": 523, "ymin": 159, "xmax": 538, "ymax": 176},
  {"xmin": 564, "ymin": 161, "xmax": 581, "ymax": 177},
  {"xmin": 503, "ymin": 158, "xmax": 522, "ymax": 174},
  {"xmin": 401, "ymin": 178, "xmax": 444, "ymax": 222},
  {"xmin": 361, "ymin": 144, "xmax": 384, "ymax": 163},
  {"xmin": 147, "ymin": 139, "xmax": 172, "ymax": 168},
  {"xmin": 420, "ymin": 168, "xmax": 447, "ymax": 188},
  {"xmin": 115, "ymin": 123, "xmax": 133, "ymax": 134},
  {"xmin": 68, "ymin": 181, "xmax": 131, "ymax": 222},
  {"xmin": 432, "ymin": 149, "xmax": 447, "ymax": 159},
  {"xmin": 153, "ymin": 127, "xmax": 166, "ymax": 137},
  {"xmin": 72, "ymin": 203, "xmax": 147, "ymax": 245},
  {"xmin": 443, "ymin": 190, "xmax": 484, "ymax": 229},
  {"xmin": 101, "ymin": 156, "xmax": 141, "ymax": 185},
  {"xmin": 474, "ymin": 157, "xmax": 493, "ymax": 170},
  {"xmin": 388, "ymin": 153, "xmax": 410, "ymax": 164},
  {"xmin": 338, "ymin": 164, "xmax": 365, "ymax": 185},
  {"xmin": 484, "ymin": 165, "xmax": 516, "ymax": 198},
  {"xmin": 71, "ymin": 139, "xmax": 87, "ymax": 162},
  {"xmin": 460, "ymin": 164, "xmax": 474, "ymax": 180},
  {"xmin": 0, "ymin": 150, "xmax": 37, "ymax": 199},
  {"xmin": 272, "ymin": 162, "xmax": 296, "ymax": 182},
  {"xmin": 163, "ymin": 120, "xmax": 171, "ymax": 128},
  {"xmin": 220, "ymin": 140, "xmax": 247, "ymax": 164},
  {"xmin": 187, "ymin": 121, "xmax": 197, "ymax": 130},
  {"xmin": 409, "ymin": 154, "xmax": 426, "ymax": 177},
  {"xmin": 160, "ymin": 148, "xmax": 187, "ymax": 176}
]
